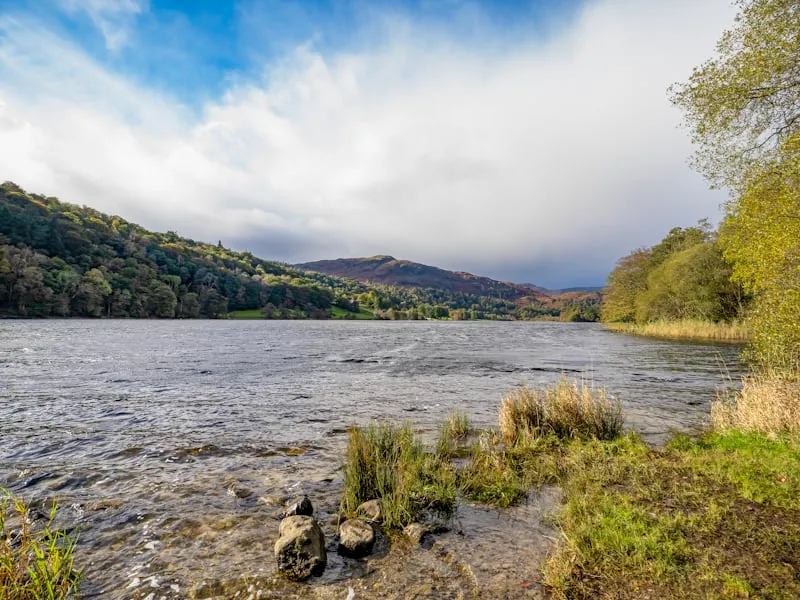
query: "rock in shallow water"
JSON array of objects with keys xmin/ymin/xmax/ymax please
[
  {"xmin": 279, "ymin": 495, "xmax": 313, "ymax": 519},
  {"xmin": 356, "ymin": 499, "xmax": 383, "ymax": 523},
  {"xmin": 274, "ymin": 516, "xmax": 327, "ymax": 580},
  {"xmin": 403, "ymin": 523, "xmax": 432, "ymax": 546},
  {"xmin": 337, "ymin": 519, "xmax": 375, "ymax": 557}
]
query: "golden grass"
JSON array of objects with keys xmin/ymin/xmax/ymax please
[
  {"xmin": 606, "ymin": 319, "xmax": 749, "ymax": 342},
  {"xmin": 499, "ymin": 379, "xmax": 623, "ymax": 444},
  {"xmin": 712, "ymin": 375, "xmax": 800, "ymax": 434}
]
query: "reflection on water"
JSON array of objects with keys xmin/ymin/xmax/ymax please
[{"xmin": 0, "ymin": 320, "xmax": 743, "ymax": 598}]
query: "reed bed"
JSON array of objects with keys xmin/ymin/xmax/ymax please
[
  {"xmin": 606, "ymin": 319, "xmax": 749, "ymax": 342},
  {"xmin": 712, "ymin": 375, "xmax": 800, "ymax": 434},
  {"xmin": 498, "ymin": 379, "xmax": 623, "ymax": 444}
]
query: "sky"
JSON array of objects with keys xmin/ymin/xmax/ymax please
[{"xmin": 0, "ymin": 0, "xmax": 736, "ymax": 288}]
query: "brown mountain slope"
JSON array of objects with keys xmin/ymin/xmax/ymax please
[{"xmin": 296, "ymin": 256, "xmax": 544, "ymax": 300}]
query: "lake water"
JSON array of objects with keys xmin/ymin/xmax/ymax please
[{"xmin": 0, "ymin": 321, "xmax": 743, "ymax": 598}]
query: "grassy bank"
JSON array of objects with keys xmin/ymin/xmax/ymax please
[
  {"xmin": 341, "ymin": 377, "xmax": 800, "ymax": 598},
  {"xmin": 606, "ymin": 319, "xmax": 749, "ymax": 342}
]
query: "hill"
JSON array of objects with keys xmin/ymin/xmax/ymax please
[
  {"xmin": 296, "ymin": 256, "xmax": 543, "ymax": 301},
  {"xmin": 0, "ymin": 181, "xmax": 371, "ymax": 319},
  {"xmin": 0, "ymin": 181, "xmax": 601, "ymax": 321}
]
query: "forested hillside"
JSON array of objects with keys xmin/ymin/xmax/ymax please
[
  {"xmin": 0, "ymin": 182, "xmax": 600, "ymax": 321},
  {"xmin": 0, "ymin": 182, "xmax": 362, "ymax": 318}
]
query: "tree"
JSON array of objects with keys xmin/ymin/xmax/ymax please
[
  {"xmin": 635, "ymin": 242, "xmax": 743, "ymax": 323},
  {"xmin": 672, "ymin": 0, "xmax": 800, "ymax": 369},
  {"xmin": 601, "ymin": 249, "xmax": 652, "ymax": 322},
  {"xmin": 720, "ymin": 133, "xmax": 800, "ymax": 368},
  {"xmin": 670, "ymin": 0, "xmax": 800, "ymax": 192}
]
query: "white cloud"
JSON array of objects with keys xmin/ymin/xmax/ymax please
[
  {"xmin": 58, "ymin": 0, "xmax": 147, "ymax": 50},
  {"xmin": 0, "ymin": 0, "xmax": 735, "ymax": 287}
]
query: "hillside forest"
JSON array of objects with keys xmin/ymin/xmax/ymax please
[{"xmin": 0, "ymin": 182, "xmax": 599, "ymax": 322}]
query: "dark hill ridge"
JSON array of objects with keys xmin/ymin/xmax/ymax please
[{"xmin": 296, "ymin": 256, "xmax": 546, "ymax": 301}]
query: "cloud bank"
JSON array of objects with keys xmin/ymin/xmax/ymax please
[{"xmin": 0, "ymin": 0, "xmax": 734, "ymax": 287}]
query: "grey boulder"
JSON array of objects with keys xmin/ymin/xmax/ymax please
[
  {"xmin": 337, "ymin": 519, "xmax": 375, "ymax": 558},
  {"xmin": 274, "ymin": 515, "xmax": 327, "ymax": 580}
]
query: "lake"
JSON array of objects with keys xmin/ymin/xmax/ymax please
[{"xmin": 0, "ymin": 320, "xmax": 743, "ymax": 598}]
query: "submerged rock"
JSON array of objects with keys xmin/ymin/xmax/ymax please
[
  {"xmin": 274, "ymin": 515, "xmax": 327, "ymax": 580},
  {"xmin": 279, "ymin": 495, "xmax": 313, "ymax": 519},
  {"xmin": 356, "ymin": 499, "xmax": 383, "ymax": 523},
  {"xmin": 403, "ymin": 523, "xmax": 432, "ymax": 546},
  {"xmin": 337, "ymin": 519, "xmax": 375, "ymax": 557}
]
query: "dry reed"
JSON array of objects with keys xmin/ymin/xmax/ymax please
[
  {"xmin": 712, "ymin": 375, "xmax": 800, "ymax": 434},
  {"xmin": 499, "ymin": 379, "xmax": 623, "ymax": 444},
  {"xmin": 607, "ymin": 319, "xmax": 749, "ymax": 343}
]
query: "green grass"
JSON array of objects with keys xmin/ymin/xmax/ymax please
[
  {"xmin": 341, "ymin": 423, "xmax": 456, "ymax": 529},
  {"xmin": 542, "ymin": 432, "xmax": 800, "ymax": 599},
  {"xmin": 436, "ymin": 410, "xmax": 471, "ymax": 459},
  {"xmin": 330, "ymin": 305, "xmax": 374, "ymax": 320},
  {"xmin": 0, "ymin": 490, "xmax": 81, "ymax": 599},
  {"xmin": 339, "ymin": 382, "xmax": 800, "ymax": 599},
  {"xmin": 227, "ymin": 309, "xmax": 265, "ymax": 319}
]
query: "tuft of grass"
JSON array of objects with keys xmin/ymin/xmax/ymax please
[
  {"xmin": 341, "ymin": 423, "xmax": 456, "ymax": 529},
  {"xmin": 457, "ymin": 432, "xmax": 527, "ymax": 508},
  {"xmin": 499, "ymin": 379, "xmax": 623, "ymax": 445},
  {"xmin": 606, "ymin": 319, "xmax": 749, "ymax": 343},
  {"xmin": 436, "ymin": 410, "xmax": 471, "ymax": 459},
  {"xmin": 712, "ymin": 374, "xmax": 800, "ymax": 434},
  {"xmin": 0, "ymin": 490, "xmax": 80, "ymax": 599}
]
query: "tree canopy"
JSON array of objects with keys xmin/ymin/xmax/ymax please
[{"xmin": 672, "ymin": 0, "xmax": 800, "ymax": 370}]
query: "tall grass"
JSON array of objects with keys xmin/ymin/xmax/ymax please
[
  {"xmin": 499, "ymin": 379, "xmax": 623, "ymax": 444},
  {"xmin": 436, "ymin": 410, "xmax": 470, "ymax": 459},
  {"xmin": 606, "ymin": 319, "xmax": 749, "ymax": 342},
  {"xmin": 341, "ymin": 423, "xmax": 456, "ymax": 529},
  {"xmin": 0, "ymin": 490, "xmax": 80, "ymax": 599},
  {"xmin": 712, "ymin": 374, "xmax": 800, "ymax": 434}
]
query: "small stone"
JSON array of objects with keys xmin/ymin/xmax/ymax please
[
  {"xmin": 337, "ymin": 519, "xmax": 375, "ymax": 557},
  {"xmin": 356, "ymin": 499, "xmax": 383, "ymax": 523},
  {"xmin": 274, "ymin": 516, "xmax": 327, "ymax": 580},
  {"xmin": 403, "ymin": 523, "xmax": 432, "ymax": 546},
  {"xmin": 279, "ymin": 495, "xmax": 313, "ymax": 519}
]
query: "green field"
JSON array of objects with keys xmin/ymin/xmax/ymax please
[
  {"xmin": 330, "ymin": 305, "xmax": 374, "ymax": 319},
  {"xmin": 228, "ymin": 306, "xmax": 374, "ymax": 320},
  {"xmin": 227, "ymin": 309, "xmax": 265, "ymax": 319}
]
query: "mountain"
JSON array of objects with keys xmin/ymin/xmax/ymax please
[{"xmin": 296, "ymin": 256, "xmax": 545, "ymax": 301}]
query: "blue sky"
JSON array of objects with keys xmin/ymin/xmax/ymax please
[{"xmin": 0, "ymin": 0, "xmax": 735, "ymax": 287}]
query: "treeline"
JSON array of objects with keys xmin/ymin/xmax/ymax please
[
  {"xmin": 0, "ymin": 182, "xmax": 597, "ymax": 321},
  {"xmin": 602, "ymin": 223, "xmax": 748, "ymax": 325}
]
